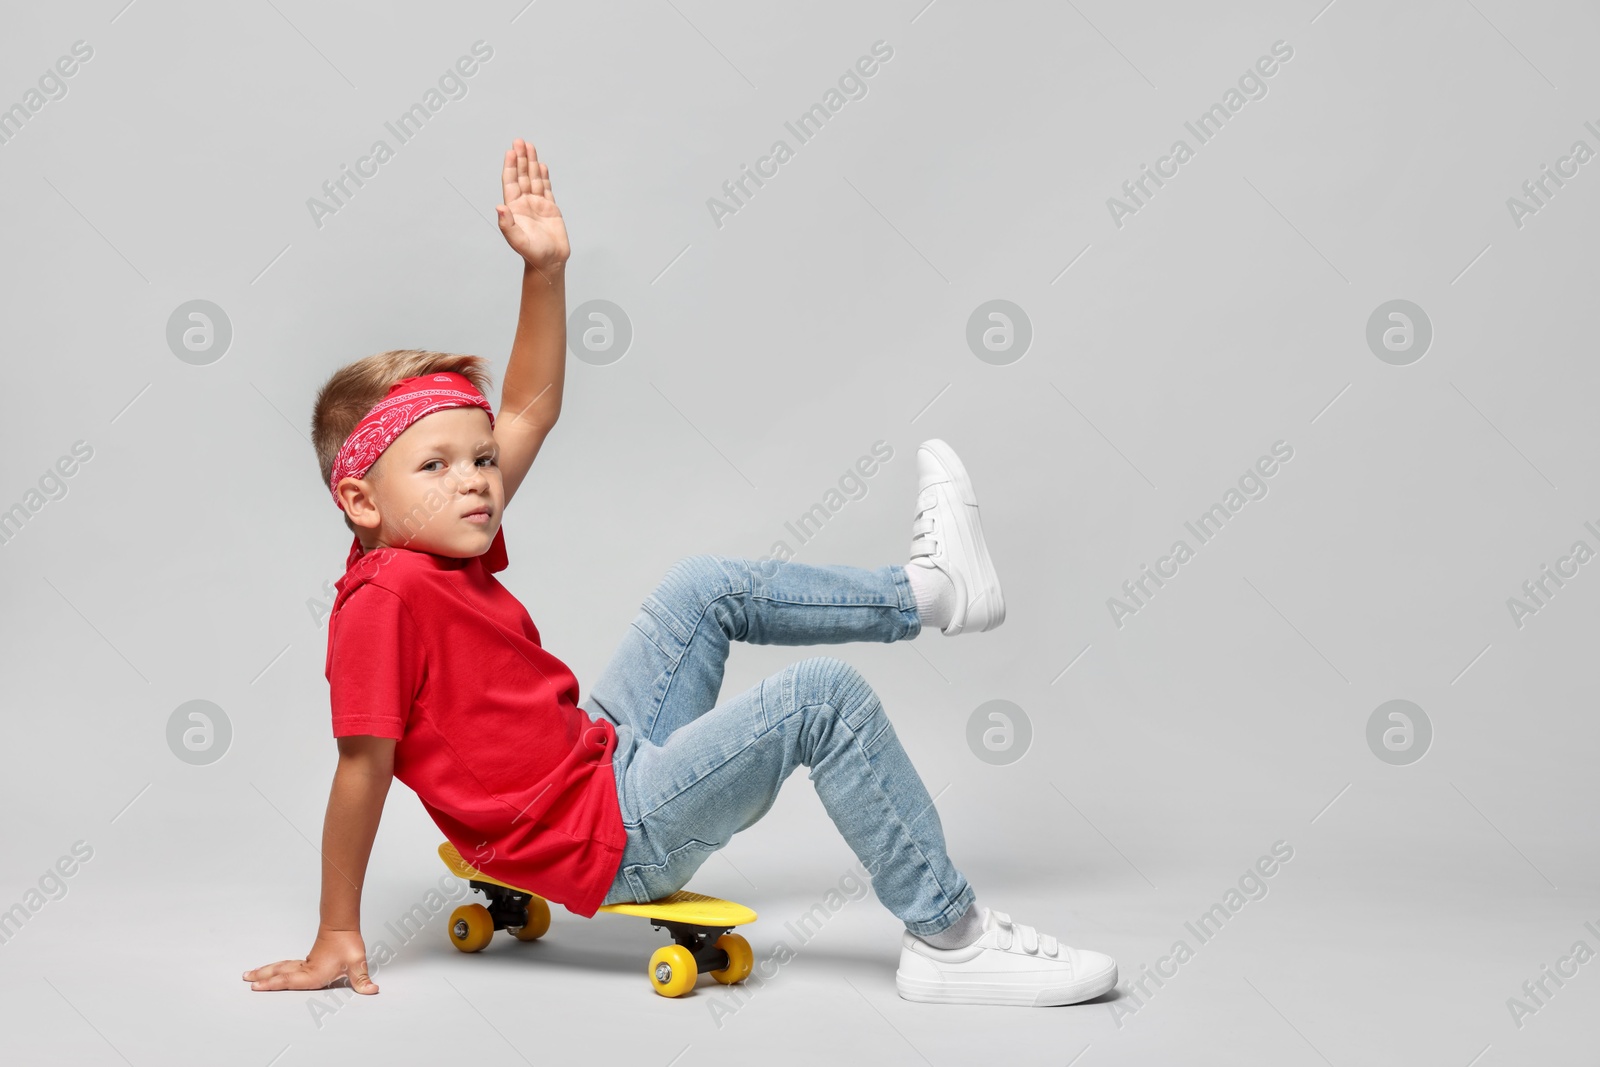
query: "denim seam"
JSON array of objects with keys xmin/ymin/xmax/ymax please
[
  {"xmin": 646, "ymin": 584, "xmax": 736, "ymax": 744},
  {"xmin": 627, "ymin": 614, "xmax": 675, "ymax": 661},
  {"xmin": 632, "ymin": 717, "xmax": 756, "ymax": 822},
  {"xmin": 632, "ymin": 670, "xmax": 827, "ymax": 821},
  {"xmin": 863, "ymin": 715, "xmax": 895, "ymax": 755},
  {"xmin": 628, "ymin": 836, "xmax": 718, "ymax": 879},
  {"xmin": 778, "ymin": 662, "xmax": 964, "ymax": 921},
  {"xmin": 834, "ymin": 697, "xmax": 963, "ymax": 919},
  {"xmin": 806, "ymin": 662, "xmax": 963, "ymax": 912}
]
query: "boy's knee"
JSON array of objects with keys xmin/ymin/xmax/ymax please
[
  {"xmin": 660, "ymin": 554, "xmax": 744, "ymax": 596},
  {"xmin": 791, "ymin": 656, "xmax": 873, "ymax": 711},
  {"xmin": 648, "ymin": 554, "xmax": 736, "ymax": 616},
  {"xmin": 783, "ymin": 657, "xmax": 885, "ymax": 750},
  {"xmin": 661, "ymin": 553, "xmax": 714, "ymax": 586}
]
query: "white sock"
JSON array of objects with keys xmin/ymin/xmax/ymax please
[
  {"xmin": 906, "ymin": 562, "xmax": 955, "ymax": 630},
  {"xmin": 914, "ymin": 900, "xmax": 985, "ymax": 949}
]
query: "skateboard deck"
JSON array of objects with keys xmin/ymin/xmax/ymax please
[{"xmin": 437, "ymin": 842, "xmax": 757, "ymax": 997}]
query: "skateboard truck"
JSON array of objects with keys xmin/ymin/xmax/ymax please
[
  {"xmin": 651, "ymin": 919, "xmax": 736, "ymax": 976},
  {"xmin": 457, "ymin": 880, "xmax": 546, "ymax": 940}
]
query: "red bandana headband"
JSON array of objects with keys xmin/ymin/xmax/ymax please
[{"xmin": 329, "ymin": 372, "xmax": 495, "ymax": 505}]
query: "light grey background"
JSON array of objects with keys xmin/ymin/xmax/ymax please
[{"xmin": 1, "ymin": 1, "xmax": 1595, "ymax": 1064}]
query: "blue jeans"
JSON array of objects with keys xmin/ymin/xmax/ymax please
[{"xmin": 577, "ymin": 554, "xmax": 975, "ymax": 937}]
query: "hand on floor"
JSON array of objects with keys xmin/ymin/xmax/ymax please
[{"xmin": 244, "ymin": 927, "xmax": 378, "ymax": 994}]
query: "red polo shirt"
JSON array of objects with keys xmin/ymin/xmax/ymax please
[{"xmin": 324, "ymin": 526, "xmax": 625, "ymax": 917}]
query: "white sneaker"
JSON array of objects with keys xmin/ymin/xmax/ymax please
[
  {"xmin": 896, "ymin": 907, "xmax": 1117, "ymax": 1007},
  {"xmin": 908, "ymin": 439, "xmax": 1005, "ymax": 635}
]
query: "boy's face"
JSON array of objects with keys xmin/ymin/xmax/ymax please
[{"xmin": 340, "ymin": 407, "xmax": 503, "ymax": 558}]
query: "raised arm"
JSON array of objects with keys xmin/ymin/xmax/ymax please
[
  {"xmin": 244, "ymin": 735, "xmax": 395, "ymax": 993},
  {"xmin": 494, "ymin": 137, "xmax": 572, "ymax": 506}
]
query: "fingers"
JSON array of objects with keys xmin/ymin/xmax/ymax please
[
  {"xmin": 247, "ymin": 962, "xmax": 322, "ymax": 991},
  {"xmin": 244, "ymin": 960, "xmax": 373, "ymax": 992},
  {"xmin": 525, "ymin": 140, "xmax": 543, "ymax": 196},
  {"xmin": 349, "ymin": 960, "xmax": 379, "ymax": 995},
  {"xmin": 501, "ymin": 139, "xmax": 552, "ymax": 209},
  {"xmin": 515, "ymin": 139, "xmax": 532, "ymax": 198},
  {"xmin": 516, "ymin": 137, "xmax": 540, "ymax": 169},
  {"xmin": 502, "ymin": 148, "xmax": 519, "ymax": 209},
  {"xmin": 495, "ymin": 204, "xmax": 531, "ymax": 256},
  {"xmin": 243, "ymin": 959, "xmax": 302, "ymax": 982}
]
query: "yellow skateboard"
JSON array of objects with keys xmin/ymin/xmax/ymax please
[{"xmin": 437, "ymin": 842, "xmax": 758, "ymax": 997}]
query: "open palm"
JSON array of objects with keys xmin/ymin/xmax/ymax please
[{"xmin": 497, "ymin": 138, "xmax": 570, "ymax": 272}]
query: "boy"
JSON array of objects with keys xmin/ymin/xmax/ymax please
[{"xmin": 243, "ymin": 139, "xmax": 1117, "ymax": 1007}]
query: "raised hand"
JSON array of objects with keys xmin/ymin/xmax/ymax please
[{"xmin": 496, "ymin": 138, "xmax": 571, "ymax": 276}]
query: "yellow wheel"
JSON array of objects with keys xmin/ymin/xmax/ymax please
[
  {"xmin": 448, "ymin": 904, "xmax": 494, "ymax": 953},
  {"xmin": 648, "ymin": 944, "xmax": 698, "ymax": 997},
  {"xmin": 509, "ymin": 896, "xmax": 550, "ymax": 941},
  {"xmin": 710, "ymin": 933, "xmax": 753, "ymax": 985}
]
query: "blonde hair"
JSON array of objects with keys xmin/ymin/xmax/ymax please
[{"xmin": 311, "ymin": 349, "xmax": 494, "ymax": 534}]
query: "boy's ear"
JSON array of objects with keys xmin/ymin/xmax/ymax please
[{"xmin": 336, "ymin": 477, "xmax": 383, "ymax": 530}]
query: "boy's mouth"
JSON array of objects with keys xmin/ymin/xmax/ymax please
[{"xmin": 462, "ymin": 504, "xmax": 493, "ymax": 524}]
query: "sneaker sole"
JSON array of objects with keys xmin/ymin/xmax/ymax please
[
  {"xmin": 918, "ymin": 439, "xmax": 1005, "ymax": 635},
  {"xmin": 895, "ymin": 962, "xmax": 1117, "ymax": 1007}
]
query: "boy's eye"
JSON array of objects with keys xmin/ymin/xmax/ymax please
[{"xmin": 420, "ymin": 457, "xmax": 496, "ymax": 471}]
